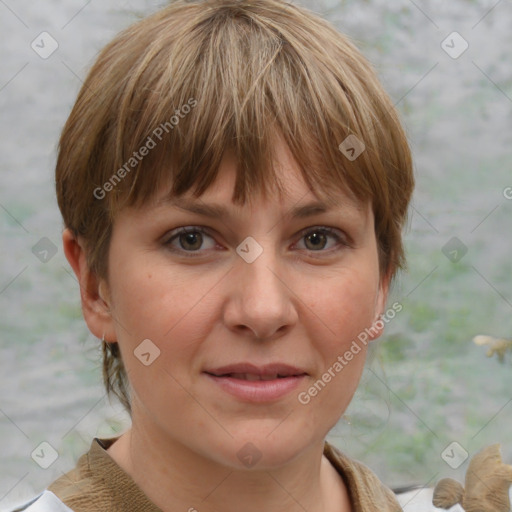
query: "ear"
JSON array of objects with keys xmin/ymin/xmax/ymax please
[
  {"xmin": 368, "ymin": 269, "xmax": 392, "ymax": 342},
  {"xmin": 62, "ymin": 228, "xmax": 117, "ymax": 342}
]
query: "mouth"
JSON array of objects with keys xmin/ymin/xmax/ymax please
[
  {"xmin": 205, "ymin": 372, "xmax": 303, "ymax": 380},
  {"xmin": 203, "ymin": 363, "xmax": 308, "ymax": 402},
  {"xmin": 204, "ymin": 362, "xmax": 307, "ymax": 379}
]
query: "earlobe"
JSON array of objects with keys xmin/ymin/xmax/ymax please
[{"xmin": 62, "ymin": 228, "xmax": 116, "ymax": 341}]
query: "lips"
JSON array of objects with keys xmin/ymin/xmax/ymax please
[
  {"xmin": 204, "ymin": 362, "xmax": 307, "ymax": 379},
  {"xmin": 203, "ymin": 363, "xmax": 308, "ymax": 402},
  {"xmin": 218, "ymin": 373, "xmax": 289, "ymax": 381}
]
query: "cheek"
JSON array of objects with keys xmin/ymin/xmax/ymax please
[
  {"xmin": 309, "ymin": 269, "xmax": 379, "ymax": 348},
  {"xmin": 298, "ymin": 270, "xmax": 378, "ymax": 420},
  {"xmin": 108, "ymin": 264, "xmax": 215, "ymax": 417},
  {"xmin": 107, "ymin": 261, "xmax": 222, "ymax": 394},
  {"xmin": 110, "ymin": 261, "xmax": 216, "ymax": 338}
]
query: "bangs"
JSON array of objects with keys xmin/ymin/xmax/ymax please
[{"xmin": 100, "ymin": 1, "xmax": 396, "ymax": 214}]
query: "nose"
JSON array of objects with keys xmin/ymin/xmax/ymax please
[{"xmin": 222, "ymin": 241, "xmax": 298, "ymax": 341}]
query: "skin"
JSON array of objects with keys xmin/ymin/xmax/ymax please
[{"xmin": 63, "ymin": 137, "xmax": 390, "ymax": 512}]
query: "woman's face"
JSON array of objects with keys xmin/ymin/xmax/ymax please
[{"xmin": 101, "ymin": 138, "xmax": 389, "ymax": 470}]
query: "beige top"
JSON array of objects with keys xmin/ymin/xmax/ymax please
[{"xmin": 47, "ymin": 437, "xmax": 403, "ymax": 511}]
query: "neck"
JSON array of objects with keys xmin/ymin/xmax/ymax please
[{"xmin": 107, "ymin": 421, "xmax": 351, "ymax": 512}]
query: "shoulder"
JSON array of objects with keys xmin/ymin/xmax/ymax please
[
  {"xmin": 2, "ymin": 490, "xmax": 74, "ymax": 512},
  {"xmin": 45, "ymin": 436, "xmax": 120, "ymax": 507},
  {"xmin": 323, "ymin": 441, "xmax": 400, "ymax": 508},
  {"xmin": 4, "ymin": 437, "xmax": 121, "ymax": 512},
  {"xmin": 323, "ymin": 441, "xmax": 443, "ymax": 511}
]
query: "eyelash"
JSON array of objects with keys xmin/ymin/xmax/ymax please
[{"xmin": 163, "ymin": 226, "xmax": 350, "ymax": 258}]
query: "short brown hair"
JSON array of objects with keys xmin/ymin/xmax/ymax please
[{"xmin": 56, "ymin": 0, "xmax": 414, "ymax": 412}]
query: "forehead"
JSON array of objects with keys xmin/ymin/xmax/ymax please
[{"xmin": 153, "ymin": 138, "xmax": 368, "ymax": 218}]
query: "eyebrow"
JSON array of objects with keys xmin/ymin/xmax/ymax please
[{"xmin": 160, "ymin": 198, "xmax": 339, "ymax": 220}]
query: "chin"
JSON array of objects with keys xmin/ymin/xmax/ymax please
[{"xmin": 212, "ymin": 423, "xmax": 316, "ymax": 471}]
